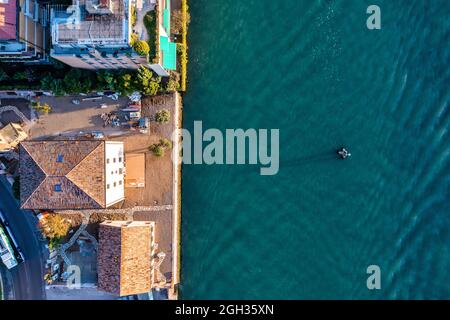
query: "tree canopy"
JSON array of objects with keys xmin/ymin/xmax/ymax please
[
  {"xmin": 40, "ymin": 214, "xmax": 71, "ymax": 240},
  {"xmin": 133, "ymin": 40, "xmax": 150, "ymax": 56}
]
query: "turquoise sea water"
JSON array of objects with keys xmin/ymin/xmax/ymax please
[{"xmin": 181, "ymin": 0, "xmax": 450, "ymax": 299}]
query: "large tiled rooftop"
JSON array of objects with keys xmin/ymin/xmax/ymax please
[{"xmin": 19, "ymin": 140, "xmax": 107, "ymax": 210}]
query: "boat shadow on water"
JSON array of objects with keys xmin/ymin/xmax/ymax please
[{"xmin": 214, "ymin": 150, "xmax": 342, "ymax": 175}]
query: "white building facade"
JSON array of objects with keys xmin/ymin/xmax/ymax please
[{"xmin": 105, "ymin": 141, "xmax": 125, "ymax": 207}]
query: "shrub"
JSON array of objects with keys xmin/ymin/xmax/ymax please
[
  {"xmin": 48, "ymin": 238, "xmax": 61, "ymax": 250},
  {"xmin": 165, "ymin": 72, "xmax": 180, "ymax": 92},
  {"xmin": 149, "ymin": 144, "xmax": 165, "ymax": 157},
  {"xmin": 131, "ymin": 6, "xmax": 137, "ymax": 27},
  {"xmin": 149, "ymin": 138, "xmax": 173, "ymax": 157},
  {"xmin": 130, "ymin": 33, "xmax": 139, "ymax": 46},
  {"xmin": 133, "ymin": 40, "xmax": 150, "ymax": 56},
  {"xmin": 155, "ymin": 109, "xmax": 171, "ymax": 124},
  {"xmin": 165, "ymin": 79, "xmax": 179, "ymax": 92},
  {"xmin": 159, "ymin": 138, "xmax": 173, "ymax": 149},
  {"xmin": 179, "ymin": 0, "xmax": 189, "ymax": 91},
  {"xmin": 32, "ymin": 101, "xmax": 52, "ymax": 114},
  {"xmin": 178, "ymin": 43, "xmax": 188, "ymax": 92}
]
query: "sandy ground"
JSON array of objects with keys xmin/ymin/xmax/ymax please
[
  {"xmin": 28, "ymin": 96, "xmax": 130, "ymax": 139},
  {"xmin": 113, "ymin": 94, "xmax": 177, "ymax": 207},
  {"xmin": 115, "ymin": 133, "xmax": 173, "ymax": 207}
]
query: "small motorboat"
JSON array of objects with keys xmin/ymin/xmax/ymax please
[{"xmin": 338, "ymin": 148, "xmax": 351, "ymax": 159}]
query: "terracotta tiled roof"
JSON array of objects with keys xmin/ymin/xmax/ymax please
[
  {"xmin": 98, "ymin": 221, "xmax": 153, "ymax": 296},
  {"xmin": 19, "ymin": 140, "xmax": 106, "ymax": 209}
]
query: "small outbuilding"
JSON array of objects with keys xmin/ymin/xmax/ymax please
[{"xmin": 97, "ymin": 221, "xmax": 155, "ymax": 297}]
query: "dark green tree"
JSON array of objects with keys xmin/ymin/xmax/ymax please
[
  {"xmin": 63, "ymin": 69, "xmax": 93, "ymax": 94},
  {"xmin": 13, "ymin": 72, "xmax": 27, "ymax": 81},
  {"xmin": 136, "ymin": 66, "xmax": 160, "ymax": 95},
  {"xmin": 97, "ymin": 70, "xmax": 116, "ymax": 90},
  {"xmin": 117, "ymin": 73, "xmax": 136, "ymax": 95},
  {"xmin": 0, "ymin": 68, "xmax": 9, "ymax": 82},
  {"xmin": 133, "ymin": 40, "xmax": 150, "ymax": 56},
  {"xmin": 50, "ymin": 79, "xmax": 65, "ymax": 96}
]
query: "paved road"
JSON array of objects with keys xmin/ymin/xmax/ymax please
[{"xmin": 0, "ymin": 176, "xmax": 46, "ymax": 300}]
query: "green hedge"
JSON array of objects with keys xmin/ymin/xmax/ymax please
[
  {"xmin": 180, "ymin": 0, "xmax": 189, "ymax": 92},
  {"xmin": 144, "ymin": 9, "xmax": 159, "ymax": 64}
]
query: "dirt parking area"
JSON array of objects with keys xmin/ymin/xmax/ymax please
[{"xmin": 28, "ymin": 95, "xmax": 131, "ymax": 139}]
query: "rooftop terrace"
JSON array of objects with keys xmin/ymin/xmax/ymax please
[{"xmin": 51, "ymin": 0, "xmax": 130, "ymax": 46}]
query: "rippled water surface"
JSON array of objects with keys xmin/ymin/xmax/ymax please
[{"xmin": 181, "ymin": 0, "xmax": 450, "ymax": 299}]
